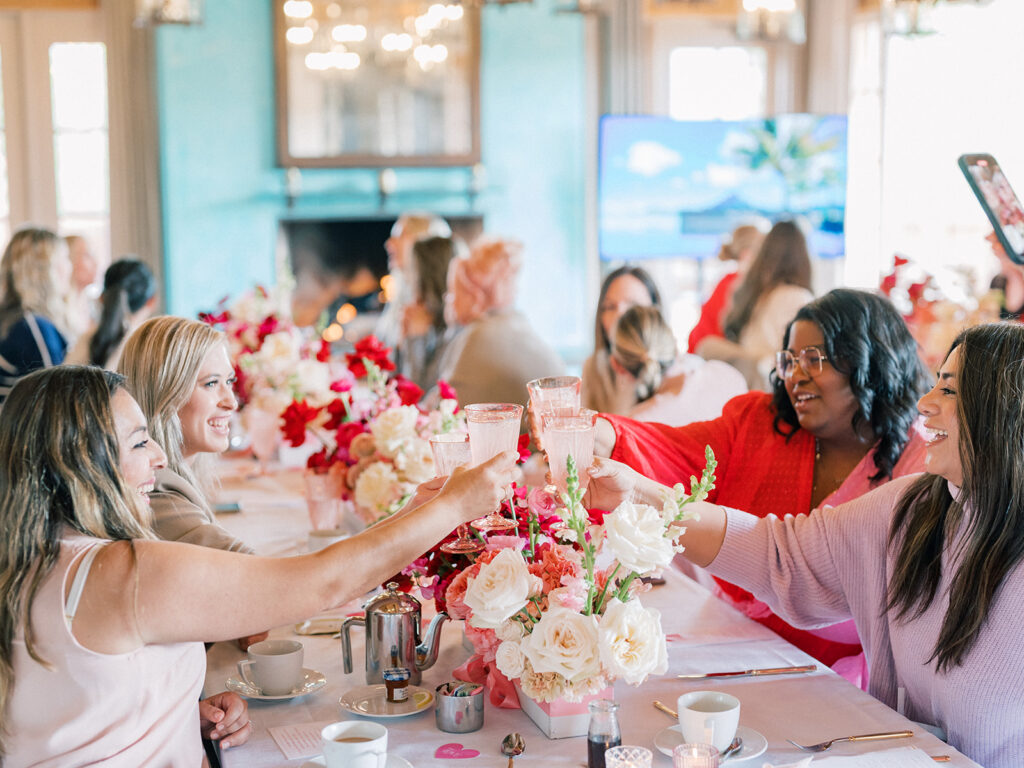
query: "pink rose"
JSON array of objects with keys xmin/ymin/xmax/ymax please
[
  {"xmin": 485, "ymin": 536, "xmax": 526, "ymax": 553},
  {"xmin": 444, "ymin": 565, "xmax": 480, "ymax": 621}
]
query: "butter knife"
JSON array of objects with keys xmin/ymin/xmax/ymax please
[{"xmin": 677, "ymin": 663, "xmax": 817, "ymax": 679}]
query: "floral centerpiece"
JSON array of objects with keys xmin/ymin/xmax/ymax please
[
  {"xmin": 200, "ymin": 280, "xmax": 336, "ymax": 415},
  {"xmin": 428, "ymin": 449, "xmax": 717, "ymax": 738},
  {"xmin": 880, "ymin": 254, "xmax": 1001, "ymax": 370},
  {"xmin": 278, "ymin": 335, "xmax": 461, "ymax": 525}
]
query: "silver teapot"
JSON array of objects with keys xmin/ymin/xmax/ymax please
[{"xmin": 341, "ymin": 582, "xmax": 448, "ymax": 685}]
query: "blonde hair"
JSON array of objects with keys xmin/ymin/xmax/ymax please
[
  {"xmin": 718, "ymin": 224, "xmax": 766, "ymax": 262},
  {"xmin": 610, "ymin": 305, "xmax": 678, "ymax": 402},
  {"xmin": 0, "ymin": 366, "xmax": 154, "ymax": 754},
  {"xmin": 0, "ymin": 227, "xmax": 71, "ymax": 337},
  {"xmin": 119, "ymin": 316, "xmax": 226, "ymax": 498}
]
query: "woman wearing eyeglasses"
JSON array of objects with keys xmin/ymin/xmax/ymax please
[{"xmin": 591, "ymin": 288, "xmax": 931, "ymax": 686}]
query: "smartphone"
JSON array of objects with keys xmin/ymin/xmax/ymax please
[{"xmin": 958, "ymin": 153, "xmax": 1024, "ymax": 264}]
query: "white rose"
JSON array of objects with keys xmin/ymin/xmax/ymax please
[
  {"xmin": 496, "ymin": 619, "xmax": 526, "ymax": 643},
  {"xmin": 464, "ymin": 549, "xmax": 532, "ymax": 629},
  {"xmin": 371, "ymin": 406, "xmax": 421, "ymax": 458},
  {"xmin": 521, "ymin": 606, "xmax": 602, "ymax": 684},
  {"xmin": 293, "ymin": 358, "xmax": 331, "ymax": 402},
  {"xmin": 598, "ymin": 598, "xmax": 667, "ymax": 685},
  {"xmin": 495, "ymin": 640, "xmax": 527, "ymax": 679},
  {"xmin": 392, "ymin": 437, "xmax": 435, "ymax": 484},
  {"xmin": 354, "ymin": 462, "xmax": 401, "ymax": 513},
  {"xmin": 604, "ymin": 501, "xmax": 675, "ymax": 575}
]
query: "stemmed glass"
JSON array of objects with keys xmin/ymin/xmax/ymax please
[
  {"xmin": 542, "ymin": 409, "xmax": 598, "ymax": 499},
  {"xmin": 465, "ymin": 403, "xmax": 523, "ymax": 532},
  {"xmin": 245, "ymin": 406, "xmax": 280, "ymax": 476},
  {"xmin": 429, "ymin": 433, "xmax": 483, "ymax": 554},
  {"xmin": 527, "ymin": 376, "xmax": 582, "ymax": 424}
]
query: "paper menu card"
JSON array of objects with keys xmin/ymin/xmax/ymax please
[
  {"xmin": 810, "ymin": 746, "xmax": 946, "ymax": 766},
  {"xmin": 269, "ymin": 720, "xmax": 333, "ymax": 760}
]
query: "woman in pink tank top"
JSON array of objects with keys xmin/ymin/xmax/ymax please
[{"xmin": 0, "ymin": 366, "xmax": 518, "ymax": 765}]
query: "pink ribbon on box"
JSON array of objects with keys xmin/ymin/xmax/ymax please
[{"xmin": 453, "ymin": 654, "xmax": 520, "ymax": 709}]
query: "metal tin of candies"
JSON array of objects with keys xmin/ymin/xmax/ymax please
[{"xmin": 435, "ymin": 681, "xmax": 484, "ymax": 733}]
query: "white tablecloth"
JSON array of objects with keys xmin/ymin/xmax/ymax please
[{"xmin": 206, "ymin": 460, "xmax": 979, "ymax": 767}]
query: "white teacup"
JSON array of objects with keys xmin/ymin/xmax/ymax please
[
  {"xmin": 321, "ymin": 721, "xmax": 387, "ymax": 768},
  {"xmin": 237, "ymin": 639, "xmax": 304, "ymax": 696},
  {"xmin": 677, "ymin": 690, "xmax": 740, "ymax": 753}
]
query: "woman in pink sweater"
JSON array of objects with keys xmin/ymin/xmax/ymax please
[{"xmin": 588, "ymin": 322, "xmax": 1024, "ymax": 768}]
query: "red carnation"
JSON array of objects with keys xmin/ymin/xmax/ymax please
[
  {"xmin": 316, "ymin": 339, "xmax": 331, "ymax": 362},
  {"xmin": 393, "ymin": 375, "xmax": 424, "ymax": 406},
  {"xmin": 323, "ymin": 398, "xmax": 350, "ymax": 431},
  {"xmin": 256, "ymin": 315, "xmax": 280, "ymax": 344},
  {"xmin": 516, "ymin": 433, "xmax": 531, "ymax": 463},
  {"xmin": 345, "ymin": 335, "xmax": 395, "ymax": 377},
  {"xmin": 280, "ymin": 400, "xmax": 319, "ymax": 447},
  {"xmin": 334, "ymin": 420, "xmax": 366, "ymax": 451},
  {"xmin": 880, "ymin": 273, "xmax": 897, "ymax": 296},
  {"xmin": 438, "ymin": 379, "xmax": 458, "ymax": 404}
]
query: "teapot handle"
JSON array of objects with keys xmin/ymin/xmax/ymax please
[{"xmin": 340, "ymin": 615, "xmax": 365, "ymax": 675}]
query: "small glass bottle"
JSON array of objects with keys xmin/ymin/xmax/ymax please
[{"xmin": 587, "ymin": 699, "xmax": 621, "ymax": 768}]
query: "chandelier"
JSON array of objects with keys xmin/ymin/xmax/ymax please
[
  {"xmin": 882, "ymin": 0, "xmax": 992, "ymax": 36},
  {"xmin": 736, "ymin": 0, "xmax": 806, "ymax": 45},
  {"xmin": 135, "ymin": 0, "xmax": 203, "ymax": 25}
]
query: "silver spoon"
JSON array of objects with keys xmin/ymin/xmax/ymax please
[
  {"xmin": 721, "ymin": 737, "xmax": 743, "ymax": 761},
  {"xmin": 501, "ymin": 732, "xmax": 526, "ymax": 768}
]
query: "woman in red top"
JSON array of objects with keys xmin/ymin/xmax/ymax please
[
  {"xmin": 594, "ymin": 288, "xmax": 931, "ymax": 685},
  {"xmin": 686, "ymin": 224, "xmax": 765, "ymax": 353}
]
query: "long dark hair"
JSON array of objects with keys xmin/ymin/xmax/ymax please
[
  {"xmin": 770, "ymin": 289, "xmax": 929, "ymax": 480},
  {"xmin": 410, "ymin": 236, "xmax": 456, "ymax": 333},
  {"xmin": 89, "ymin": 259, "xmax": 156, "ymax": 367},
  {"xmin": 723, "ymin": 220, "xmax": 812, "ymax": 341},
  {"xmin": 887, "ymin": 323, "xmax": 1024, "ymax": 672},
  {"xmin": 0, "ymin": 366, "xmax": 153, "ymax": 753},
  {"xmin": 593, "ymin": 266, "xmax": 662, "ymax": 354}
]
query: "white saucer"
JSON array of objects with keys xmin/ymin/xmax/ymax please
[
  {"xmin": 655, "ymin": 725, "xmax": 768, "ymax": 762},
  {"xmin": 338, "ymin": 684, "xmax": 434, "ymax": 718},
  {"xmin": 302, "ymin": 755, "xmax": 412, "ymax": 768},
  {"xmin": 225, "ymin": 668, "xmax": 327, "ymax": 700}
]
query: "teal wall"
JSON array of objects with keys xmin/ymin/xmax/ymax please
[{"xmin": 154, "ymin": 0, "xmax": 589, "ymax": 356}]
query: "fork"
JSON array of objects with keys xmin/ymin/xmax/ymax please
[{"xmin": 787, "ymin": 730, "xmax": 913, "ymax": 752}]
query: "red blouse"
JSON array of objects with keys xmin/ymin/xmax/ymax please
[{"xmin": 607, "ymin": 391, "xmax": 915, "ymax": 667}]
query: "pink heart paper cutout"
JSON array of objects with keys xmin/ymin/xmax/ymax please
[
  {"xmin": 665, "ymin": 633, "xmax": 684, "ymax": 642},
  {"xmin": 435, "ymin": 743, "xmax": 480, "ymax": 759}
]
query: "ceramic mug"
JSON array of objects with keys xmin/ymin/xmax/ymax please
[
  {"xmin": 676, "ymin": 691, "xmax": 740, "ymax": 753},
  {"xmin": 236, "ymin": 639, "xmax": 304, "ymax": 696},
  {"xmin": 321, "ymin": 721, "xmax": 388, "ymax": 768}
]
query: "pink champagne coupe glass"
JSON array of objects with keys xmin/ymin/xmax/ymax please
[
  {"xmin": 542, "ymin": 408, "xmax": 598, "ymax": 500},
  {"xmin": 465, "ymin": 403, "xmax": 523, "ymax": 532},
  {"xmin": 429, "ymin": 433, "xmax": 483, "ymax": 554},
  {"xmin": 527, "ymin": 376, "xmax": 581, "ymax": 451},
  {"xmin": 246, "ymin": 406, "xmax": 280, "ymax": 476}
]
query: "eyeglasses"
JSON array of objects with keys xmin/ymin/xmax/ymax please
[{"xmin": 775, "ymin": 346, "xmax": 829, "ymax": 377}]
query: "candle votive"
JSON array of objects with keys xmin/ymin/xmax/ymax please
[
  {"xmin": 672, "ymin": 743, "xmax": 719, "ymax": 768},
  {"xmin": 604, "ymin": 746, "xmax": 653, "ymax": 768}
]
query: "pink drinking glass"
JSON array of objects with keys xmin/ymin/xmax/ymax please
[
  {"xmin": 527, "ymin": 376, "xmax": 581, "ymax": 420},
  {"xmin": 542, "ymin": 408, "xmax": 597, "ymax": 499},
  {"xmin": 429, "ymin": 433, "xmax": 483, "ymax": 554},
  {"xmin": 465, "ymin": 403, "xmax": 523, "ymax": 532},
  {"xmin": 245, "ymin": 406, "xmax": 280, "ymax": 476}
]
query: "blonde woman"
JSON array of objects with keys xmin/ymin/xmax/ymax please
[
  {"xmin": 0, "ymin": 227, "xmax": 72, "ymax": 402},
  {"xmin": 0, "ymin": 365, "xmax": 515, "ymax": 764},
  {"xmin": 119, "ymin": 315, "xmax": 250, "ymax": 554},
  {"xmin": 438, "ymin": 237, "xmax": 564, "ymax": 411},
  {"xmin": 610, "ymin": 305, "xmax": 746, "ymax": 427}
]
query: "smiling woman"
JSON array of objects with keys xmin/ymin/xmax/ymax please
[
  {"xmin": 118, "ymin": 316, "xmax": 252, "ymax": 555},
  {"xmin": 590, "ymin": 289, "xmax": 931, "ymax": 687}
]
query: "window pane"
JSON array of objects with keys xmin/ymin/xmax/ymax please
[
  {"xmin": 49, "ymin": 43, "xmax": 107, "ymax": 131},
  {"xmin": 54, "ymin": 131, "xmax": 108, "ymax": 215},
  {"xmin": 669, "ymin": 47, "xmax": 767, "ymax": 121},
  {"xmin": 0, "ymin": 48, "xmax": 8, "ymax": 223}
]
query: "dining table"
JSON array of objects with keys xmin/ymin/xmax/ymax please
[{"xmin": 204, "ymin": 458, "xmax": 981, "ymax": 768}]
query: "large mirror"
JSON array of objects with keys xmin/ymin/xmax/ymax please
[{"xmin": 274, "ymin": 0, "xmax": 481, "ymax": 167}]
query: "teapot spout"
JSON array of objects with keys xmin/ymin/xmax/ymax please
[{"xmin": 415, "ymin": 612, "xmax": 448, "ymax": 671}]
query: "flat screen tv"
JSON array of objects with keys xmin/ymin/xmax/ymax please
[{"xmin": 598, "ymin": 114, "xmax": 848, "ymax": 260}]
